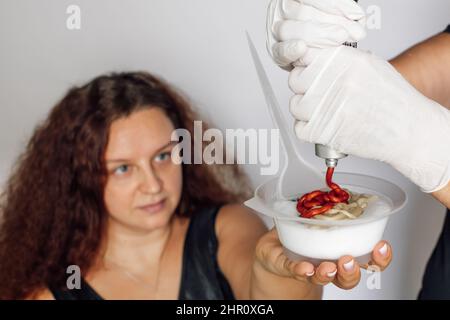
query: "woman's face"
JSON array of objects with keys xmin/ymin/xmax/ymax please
[{"xmin": 103, "ymin": 108, "xmax": 182, "ymax": 232}]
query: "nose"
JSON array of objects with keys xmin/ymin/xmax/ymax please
[{"xmin": 139, "ymin": 166, "xmax": 162, "ymax": 195}]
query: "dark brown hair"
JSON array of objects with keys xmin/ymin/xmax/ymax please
[{"xmin": 0, "ymin": 71, "xmax": 251, "ymax": 299}]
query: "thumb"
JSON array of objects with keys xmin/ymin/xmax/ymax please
[{"xmin": 256, "ymin": 228, "xmax": 295, "ymax": 277}]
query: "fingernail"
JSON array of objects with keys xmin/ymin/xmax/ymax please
[
  {"xmin": 378, "ymin": 243, "xmax": 388, "ymax": 257},
  {"xmin": 327, "ymin": 270, "xmax": 337, "ymax": 278},
  {"xmin": 306, "ymin": 271, "xmax": 315, "ymax": 277},
  {"xmin": 343, "ymin": 259, "xmax": 354, "ymax": 272}
]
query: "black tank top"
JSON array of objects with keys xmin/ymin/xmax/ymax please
[
  {"xmin": 418, "ymin": 208, "xmax": 450, "ymax": 299},
  {"xmin": 49, "ymin": 205, "xmax": 235, "ymax": 300}
]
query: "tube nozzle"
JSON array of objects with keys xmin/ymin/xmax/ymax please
[{"xmin": 315, "ymin": 144, "xmax": 347, "ymax": 168}]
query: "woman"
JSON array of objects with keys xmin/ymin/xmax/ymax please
[{"xmin": 0, "ymin": 71, "xmax": 391, "ymax": 300}]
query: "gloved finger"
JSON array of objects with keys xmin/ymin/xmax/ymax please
[
  {"xmin": 333, "ymin": 256, "xmax": 362, "ymax": 290},
  {"xmin": 271, "ymin": 40, "xmax": 307, "ymax": 67},
  {"xmin": 280, "ymin": 1, "xmax": 366, "ymax": 42},
  {"xmin": 297, "ymin": 0, "xmax": 366, "ymax": 21},
  {"xmin": 289, "ymin": 63, "xmax": 320, "ymax": 119},
  {"xmin": 289, "ymin": 94, "xmax": 306, "ymax": 121},
  {"xmin": 290, "ymin": 46, "xmax": 346, "ymax": 111},
  {"xmin": 288, "ymin": 62, "xmax": 319, "ymax": 94},
  {"xmin": 310, "ymin": 261, "xmax": 337, "ymax": 286},
  {"xmin": 293, "ymin": 47, "xmax": 321, "ymax": 67},
  {"xmin": 289, "ymin": 91, "xmax": 321, "ymax": 124},
  {"xmin": 267, "ymin": 0, "xmax": 283, "ymax": 43},
  {"xmin": 274, "ymin": 20, "xmax": 353, "ymax": 48},
  {"xmin": 291, "ymin": 93, "xmax": 323, "ymax": 144},
  {"xmin": 294, "ymin": 120, "xmax": 313, "ymax": 143}
]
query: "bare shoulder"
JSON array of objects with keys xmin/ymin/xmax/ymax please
[
  {"xmin": 27, "ymin": 288, "xmax": 55, "ymax": 300},
  {"xmin": 215, "ymin": 203, "xmax": 268, "ymax": 240}
]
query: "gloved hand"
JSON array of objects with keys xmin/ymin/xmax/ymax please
[
  {"xmin": 288, "ymin": 45, "xmax": 450, "ymax": 193},
  {"xmin": 267, "ymin": 0, "xmax": 366, "ymax": 69}
]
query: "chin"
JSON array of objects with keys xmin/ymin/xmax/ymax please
[
  {"xmin": 134, "ymin": 202, "xmax": 176, "ymax": 230},
  {"xmin": 109, "ymin": 198, "xmax": 179, "ymax": 233}
]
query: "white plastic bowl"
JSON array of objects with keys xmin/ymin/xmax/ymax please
[{"xmin": 245, "ymin": 172, "xmax": 407, "ymax": 264}]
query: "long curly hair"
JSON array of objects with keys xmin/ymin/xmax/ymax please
[{"xmin": 0, "ymin": 71, "xmax": 251, "ymax": 299}]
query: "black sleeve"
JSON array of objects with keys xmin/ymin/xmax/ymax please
[
  {"xmin": 445, "ymin": 25, "xmax": 450, "ymax": 33},
  {"xmin": 418, "ymin": 209, "xmax": 450, "ymax": 300}
]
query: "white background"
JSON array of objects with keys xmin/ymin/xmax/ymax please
[{"xmin": 0, "ymin": 0, "xmax": 449, "ymax": 299}]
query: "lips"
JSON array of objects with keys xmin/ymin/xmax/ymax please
[{"xmin": 138, "ymin": 199, "xmax": 166, "ymax": 214}]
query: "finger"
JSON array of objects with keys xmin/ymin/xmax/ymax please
[
  {"xmin": 288, "ymin": 45, "xmax": 341, "ymax": 95},
  {"xmin": 340, "ymin": 20, "xmax": 366, "ymax": 42},
  {"xmin": 259, "ymin": 229, "xmax": 317, "ymax": 280},
  {"xmin": 288, "ymin": 66, "xmax": 308, "ymax": 94},
  {"xmin": 333, "ymin": 256, "xmax": 361, "ymax": 290},
  {"xmin": 358, "ymin": 14, "xmax": 367, "ymax": 28},
  {"xmin": 288, "ymin": 64, "xmax": 321, "ymax": 119},
  {"xmin": 366, "ymin": 241, "xmax": 392, "ymax": 272},
  {"xmin": 293, "ymin": 119, "xmax": 312, "ymax": 142},
  {"xmin": 281, "ymin": 1, "xmax": 366, "ymax": 41},
  {"xmin": 310, "ymin": 261, "xmax": 337, "ymax": 286},
  {"xmin": 289, "ymin": 61, "xmax": 324, "ymax": 95},
  {"xmin": 268, "ymin": 227, "xmax": 279, "ymax": 236},
  {"xmin": 289, "ymin": 94, "xmax": 306, "ymax": 121},
  {"xmin": 290, "ymin": 46, "xmax": 352, "ymax": 123},
  {"xmin": 290, "ymin": 261, "xmax": 316, "ymax": 280},
  {"xmin": 265, "ymin": 247, "xmax": 316, "ymax": 281},
  {"xmin": 254, "ymin": 228, "xmax": 282, "ymax": 266},
  {"xmin": 255, "ymin": 229, "xmax": 304, "ymax": 278},
  {"xmin": 271, "ymin": 40, "xmax": 307, "ymax": 67},
  {"xmin": 297, "ymin": 0, "xmax": 366, "ymax": 21},
  {"xmin": 274, "ymin": 20, "xmax": 350, "ymax": 47},
  {"xmin": 291, "ymin": 47, "xmax": 321, "ymax": 67},
  {"xmin": 290, "ymin": 92, "xmax": 317, "ymax": 124}
]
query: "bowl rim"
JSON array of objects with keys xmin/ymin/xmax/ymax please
[{"xmin": 245, "ymin": 172, "xmax": 408, "ymax": 227}]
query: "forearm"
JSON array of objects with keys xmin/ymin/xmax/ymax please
[
  {"xmin": 390, "ymin": 32, "xmax": 450, "ymax": 109},
  {"xmin": 432, "ymin": 181, "xmax": 450, "ymax": 210},
  {"xmin": 249, "ymin": 259, "xmax": 322, "ymax": 300},
  {"xmin": 389, "ymin": 31, "xmax": 450, "ymax": 209}
]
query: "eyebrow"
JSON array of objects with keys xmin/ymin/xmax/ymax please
[{"xmin": 106, "ymin": 141, "xmax": 177, "ymax": 164}]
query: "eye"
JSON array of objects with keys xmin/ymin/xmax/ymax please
[
  {"xmin": 155, "ymin": 151, "xmax": 171, "ymax": 162},
  {"xmin": 114, "ymin": 164, "xmax": 129, "ymax": 175}
]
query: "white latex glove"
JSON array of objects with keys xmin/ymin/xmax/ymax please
[
  {"xmin": 289, "ymin": 45, "xmax": 450, "ymax": 193},
  {"xmin": 267, "ymin": 0, "xmax": 366, "ymax": 69}
]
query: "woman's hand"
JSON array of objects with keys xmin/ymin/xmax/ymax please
[{"xmin": 254, "ymin": 228, "xmax": 392, "ymax": 290}]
